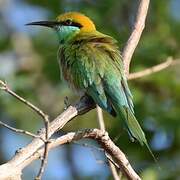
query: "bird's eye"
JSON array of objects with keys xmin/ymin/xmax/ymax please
[
  {"xmin": 61, "ymin": 19, "xmax": 82, "ymax": 28},
  {"xmin": 65, "ymin": 19, "xmax": 72, "ymax": 25}
]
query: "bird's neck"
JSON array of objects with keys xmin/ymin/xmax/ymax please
[{"xmin": 56, "ymin": 26, "xmax": 80, "ymax": 44}]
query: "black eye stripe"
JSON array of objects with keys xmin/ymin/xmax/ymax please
[
  {"xmin": 61, "ymin": 21, "xmax": 83, "ymax": 28},
  {"xmin": 71, "ymin": 22, "xmax": 83, "ymax": 28}
]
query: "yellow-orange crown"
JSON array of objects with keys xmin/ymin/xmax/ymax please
[{"xmin": 56, "ymin": 12, "xmax": 96, "ymax": 32}]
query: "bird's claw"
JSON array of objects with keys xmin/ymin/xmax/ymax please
[{"xmin": 64, "ymin": 96, "xmax": 70, "ymax": 110}]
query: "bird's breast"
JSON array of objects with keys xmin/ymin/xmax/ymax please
[{"xmin": 58, "ymin": 45, "xmax": 84, "ymax": 92}]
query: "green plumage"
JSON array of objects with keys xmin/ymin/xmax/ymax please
[
  {"xmin": 58, "ymin": 30, "xmax": 149, "ymax": 148},
  {"xmin": 26, "ymin": 12, "xmax": 156, "ymax": 162}
]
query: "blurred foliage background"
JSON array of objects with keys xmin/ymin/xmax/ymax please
[{"xmin": 0, "ymin": 0, "xmax": 180, "ymax": 179}]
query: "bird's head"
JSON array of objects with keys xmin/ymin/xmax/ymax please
[{"xmin": 26, "ymin": 12, "xmax": 96, "ymax": 43}]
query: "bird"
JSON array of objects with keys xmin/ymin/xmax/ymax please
[{"xmin": 26, "ymin": 12, "xmax": 152, "ymax": 153}]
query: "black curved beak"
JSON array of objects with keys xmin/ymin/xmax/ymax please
[{"xmin": 26, "ymin": 21, "xmax": 60, "ymax": 28}]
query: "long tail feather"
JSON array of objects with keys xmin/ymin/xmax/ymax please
[{"xmin": 116, "ymin": 106, "xmax": 158, "ymax": 163}]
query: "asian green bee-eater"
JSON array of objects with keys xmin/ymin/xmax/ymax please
[{"xmin": 27, "ymin": 12, "xmax": 151, "ymax": 151}]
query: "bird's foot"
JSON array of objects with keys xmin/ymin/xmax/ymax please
[{"xmin": 64, "ymin": 96, "xmax": 70, "ymax": 110}]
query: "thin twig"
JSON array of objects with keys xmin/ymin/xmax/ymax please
[
  {"xmin": 0, "ymin": 80, "xmax": 47, "ymax": 119},
  {"xmin": 35, "ymin": 116, "xmax": 50, "ymax": 180},
  {"xmin": 128, "ymin": 58, "xmax": 180, "ymax": 80},
  {"xmin": 96, "ymin": 105, "xmax": 105, "ymax": 131},
  {"xmin": 96, "ymin": 105, "xmax": 120, "ymax": 180},
  {"xmin": 106, "ymin": 153, "xmax": 122, "ymax": 169},
  {"xmin": 0, "ymin": 80, "xmax": 50, "ymax": 180},
  {"xmin": 0, "ymin": 120, "xmax": 43, "ymax": 140},
  {"xmin": 122, "ymin": 0, "xmax": 150, "ymax": 76}
]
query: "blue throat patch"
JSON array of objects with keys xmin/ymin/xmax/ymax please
[{"xmin": 56, "ymin": 26, "xmax": 80, "ymax": 44}]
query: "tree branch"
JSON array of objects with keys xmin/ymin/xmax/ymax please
[
  {"xmin": 0, "ymin": 120, "xmax": 42, "ymax": 140},
  {"xmin": 6, "ymin": 129, "xmax": 140, "ymax": 180},
  {"xmin": 0, "ymin": 97, "xmax": 94, "ymax": 179},
  {"xmin": 96, "ymin": 105, "xmax": 120, "ymax": 180},
  {"xmin": 50, "ymin": 129, "xmax": 141, "ymax": 180},
  {"xmin": 128, "ymin": 57, "xmax": 180, "ymax": 80},
  {"xmin": 0, "ymin": 80, "xmax": 50, "ymax": 180},
  {"xmin": 96, "ymin": 105, "xmax": 105, "ymax": 131},
  {"xmin": 122, "ymin": 0, "xmax": 150, "ymax": 76},
  {"xmin": 0, "ymin": 80, "xmax": 47, "ymax": 119},
  {"xmin": 0, "ymin": 95, "xmax": 141, "ymax": 180}
]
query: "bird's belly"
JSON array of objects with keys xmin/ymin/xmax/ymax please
[{"xmin": 61, "ymin": 65, "xmax": 86, "ymax": 96}]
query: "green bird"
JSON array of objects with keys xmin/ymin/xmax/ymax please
[{"xmin": 27, "ymin": 12, "xmax": 152, "ymax": 151}]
